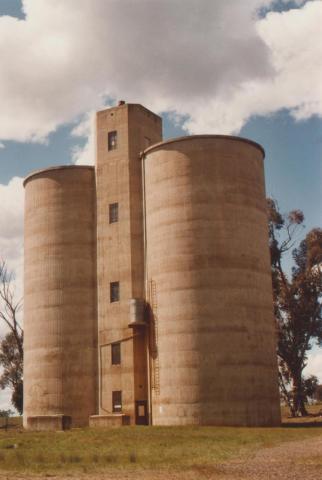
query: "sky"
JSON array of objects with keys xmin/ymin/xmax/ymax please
[{"xmin": 0, "ymin": 0, "xmax": 321, "ymax": 409}]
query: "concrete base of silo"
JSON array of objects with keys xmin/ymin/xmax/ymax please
[
  {"xmin": 26, "ymin": 415, "xmax": 72, "ymax": 431},
  {"xmin": 89, "ymin": 414, "xmax": 131, "ymax": 428}
]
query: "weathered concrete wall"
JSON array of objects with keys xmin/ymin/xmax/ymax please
[
  {"xmin": 23, "ymin": 166, "xmax": 97, "ymax": 428},
  {"xmin": 26, "ymin": 415, "xmax": 71, "ymax": 431},
  {"xmin": 96, "ymin": 104, "xmax": 162, "ymax": 424},
  {"xmin": 144, "ymin": 136, "xmax": 281, "ymax": 426},
  {"xmin": 89, "ymin": 414, "xmax": 130, "ymax": 427}
]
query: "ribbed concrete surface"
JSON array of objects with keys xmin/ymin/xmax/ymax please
[
  {"xmin": 23, "ymin": 166, "xmax": 97, "ymax": 428},
  {"xmin": 144, "ymin": 136, "xmax": 281, "ymax": 426}
]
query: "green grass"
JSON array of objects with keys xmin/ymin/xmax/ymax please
[{"xmin": 0, "ymin": 424, "xmax": 321, "ymax": 475}]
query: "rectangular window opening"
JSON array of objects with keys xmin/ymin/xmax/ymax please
[
  {"xmin": 112, "ymin": 391, "xmax": 122, "ymax": 413},
  {"xmin": 111, "ymin": 342, "xmax": 121, "ymax": 365},
  {"xmin": 108, "ymin": 130, "xmax": 117, "ymax": 151},
  {"xmin": 109, "ymin": 202, "xmax": 119, "ymax": 223},
  {"xmin": 110, "ymin": 281, "xmax": 120, "ymax": 303}
]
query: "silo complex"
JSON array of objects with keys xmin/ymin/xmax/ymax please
[
  {"xmin": 143, "ymin": 136, "xmax": 281, "ymax": 426},
  {"xmin": 23, "ymin": 104, "xmax": 281, "ymax": 429},
  {"xmin": 23, "ymin": 166, "xmax": 97, "ymax": 429}
]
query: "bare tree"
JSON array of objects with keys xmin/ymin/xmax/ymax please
[{"xmin": 0, "ymin": 260, "xmax": 23, "ymax": 413}]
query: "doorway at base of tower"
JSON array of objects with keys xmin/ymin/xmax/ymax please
[{"xmin": 135, "ymin": 400, "xmax": 149, "ymax": 425}]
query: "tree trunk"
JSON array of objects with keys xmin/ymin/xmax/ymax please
[{"xmin": 292, "ymin": 374, "xmax": 308, "ymax": 417}]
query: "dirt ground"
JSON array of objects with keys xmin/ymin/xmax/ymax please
[{"xmin": 0, "ymin": 434, "xmax": 321, "ymax": 480}]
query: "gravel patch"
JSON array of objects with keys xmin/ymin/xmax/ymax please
[{"xmin": 217, "ymin": 435, "xmax": 322, "ymax": 479}]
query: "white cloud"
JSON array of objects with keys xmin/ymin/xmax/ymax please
[
  {"xmin": 0, "ymin": 143, "xmax": 4, "ymax": 149},
  {"xmin": 184, "ymin": 1, "xmax": 322, "ymax": 133},
  {"xmin": 2, "ymin": 0, "xmax": 318, "ymax": 143},
  {"xmin": 71, "ymin": 112, "xmax": 96, "ymax": 165},
  {"xmin": 0, "ymin": 386, "xmax": 13, "ymax": 411},
  {"xmin": 0, "ymin": 178, "xmax": 24, "ymax": 412},
  {"xmin": 305, "ymin": 350, "xmax": 322, "ymax": 382},
  {"xmin": 0, "ymin": 177, "xmax": 24, "ymax": 300}
]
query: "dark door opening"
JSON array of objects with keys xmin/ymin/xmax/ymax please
[{"xmin": 135, "ymin": 400, "xmax": 148, "ymax": 425}]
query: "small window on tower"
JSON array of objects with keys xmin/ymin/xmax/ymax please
[
  {"xmin": 110, "ymin": 281, "xmax": 120, "ymax": 303},
  {"xmin": 109, "ymin": 203, "xmax": 119, "ymax": 223},
  {"xmin": 112, "ymin": 391, "xmax": 122, "ymax": 412},
  {"xmin": 108, "ymin": 130, "xmax": 117, "ymax": 150},
  {"xmin": 111, "ymin": 342, "xmax": 121, "ymax": 365}
]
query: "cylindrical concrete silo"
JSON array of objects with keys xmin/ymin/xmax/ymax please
[
  {"xmin": 143, "ymin": 135, "xmax": 281, "ymax": 427},
  {"xmin": 23, "ymin": 166, "xmax": 97, "ymax": 429}
]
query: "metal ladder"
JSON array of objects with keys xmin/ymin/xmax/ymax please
[{"xmin": 149, "ymin": 279, "xmax": 160, "ymax": 395}]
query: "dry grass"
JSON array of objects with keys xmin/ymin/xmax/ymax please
[
  {"xmin": 281, "ymin": 402, "xmax": 322, "ymax": 425},
  {"xmin": 0, "ymin": 405, "xmax": 320, "ymax": 477},
  {"xmin": 0, "ymin": 425, "xmax": 321, "ymax": 475}
]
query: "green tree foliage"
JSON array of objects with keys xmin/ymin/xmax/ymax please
[
  {"xmin": 267, "ymin": 199, "xmax": 322, "ymax": 416},
  {"xmin": 0, "ymin": 261, "xmax": 23, "ymax": 414},
  {"xmin": 0, "ymin": 332, "xmax": 23, "ymax": 414}
]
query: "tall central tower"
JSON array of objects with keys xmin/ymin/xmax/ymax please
[{"xmin": 95, "ymin": 102, "xmax": 162, "ymax": 425}]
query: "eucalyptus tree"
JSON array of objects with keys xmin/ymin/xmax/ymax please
[{"xmin": 267, "ymin": 199, "xmax": 322, "ymax": 416}]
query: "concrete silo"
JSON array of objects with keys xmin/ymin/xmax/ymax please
[
  {"xmin": 143, "ymin": 135, "xmax": 281, "ymax": 426},
  {"xmin": 23, "ymin": 166, "xmax": 97, "ymax": 430}
]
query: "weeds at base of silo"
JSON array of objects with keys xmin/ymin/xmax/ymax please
[{"xmin": 129, "ymin": 452, "xmax": 137, "ymax": 463}]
